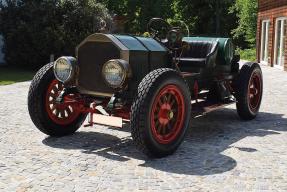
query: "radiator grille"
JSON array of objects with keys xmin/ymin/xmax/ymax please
[{"xmin": 77, "ymin": 42, "xmax": 120, "ymax": 94}]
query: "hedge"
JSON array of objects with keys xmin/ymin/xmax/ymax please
[{"xmin": 0, "ymin": 0, "xmax": 111, "ymax": 69}]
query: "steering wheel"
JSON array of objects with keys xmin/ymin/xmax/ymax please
[
  {"xmin": 147, "ymin": 18, "xmax": 171, "ymax": 42},
  {"xmin": 167, "ymin": 29, "xmax": 184, "ymax": 50}
]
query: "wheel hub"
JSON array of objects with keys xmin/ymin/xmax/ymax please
[
  {"xmin": 249, "ymin": 83, "xmax": 258, "ymax": 98},
  {"xmin": 168, "ymin": 110, "xmax": 174, "ymax": 120},
  {"xmin": 158, "ymin": 104, "xmax": 173, "ymax": 125}
]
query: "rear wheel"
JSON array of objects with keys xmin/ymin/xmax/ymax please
[
  {"xmin": 131, "ymin": 68, "xmax": 191, "ymax": 158},
  {"xmin": 28, "ymin": 63, "xmax": 87, "ymax": 136},
  {"xmin": 236, "ymin": 62, "xmax": 263, "ymax": 120}
]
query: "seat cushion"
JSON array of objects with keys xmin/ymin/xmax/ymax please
[
  {"xmin": 178, "ymin": 40, "xmax": 218, "ymax": 71},
  {"xmin": 183, "ymin": 41, "xmax": 215, "ymax": 58},
  {"xmin": 179, "ymin": 58, "xmax": 207, "ymax": 68}
]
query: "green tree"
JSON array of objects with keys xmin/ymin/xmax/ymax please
[
  {"xmin": 172, "ymin": 0, "xmax": 237, "ymax": 37},
  {"xmin": 230, "ymin": 0, "xmax": 258, "ymax": 48},
  {"xmin": 0, "ymin": 0, "xmax": 257, "ymax": 69},
  {"xmin": 100, "ymin": 0, "xmax": 174, "ymax": 33},
  {"xmin": 0, "ymin": 0, "xmax": 111, "ymax": 69}
]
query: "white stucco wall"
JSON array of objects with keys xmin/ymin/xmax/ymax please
[{"xmin": 0, "ymin": 35, "xmax": 4, "ymax": 64}]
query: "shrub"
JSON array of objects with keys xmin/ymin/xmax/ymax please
[
  {"xmin": 237, "ymin": 48, "xmax": 256, "ymax": 62},
  {"xmin": 0, "ymin": 0, "xmax": 111, "ymax": 69}
]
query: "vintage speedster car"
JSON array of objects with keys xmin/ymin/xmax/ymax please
[{"xmin": 28, "ymin": 18, "xmax": 263, "ymax": 157}]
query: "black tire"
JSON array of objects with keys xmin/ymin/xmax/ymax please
[
  {"xmin": 131, "ymin": 68, "xmax": 191, "ymax": 158},
  {"xmin": 28, "ymin": 63, "xmax": 87, "ymax": 136},
  {"xmin": 236, "ymin": 62, "xmax": 263, "ymax": 120}
]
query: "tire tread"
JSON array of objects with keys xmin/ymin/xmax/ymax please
[
  {"xmin": 28, "ymin": 63, "xmax": 86, "ymax": 136},
  {"xmin": 131, "ymin": 68, "xmax": 191, "ymax": 157}
]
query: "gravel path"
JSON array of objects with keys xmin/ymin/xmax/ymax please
[{"xmin": 0, "ymin": 65, "xmax": 287, "ymax": 191}]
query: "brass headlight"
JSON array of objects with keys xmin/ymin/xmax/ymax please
[
  {"xmin": 54, "ymin": 56, "xmax": 76, "ymax": 83},
  {"xmin": 102, "ymin": 59, "xmax": 130, "ymax": 88}
]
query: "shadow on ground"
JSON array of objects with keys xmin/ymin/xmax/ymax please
[{"xmin": 43, "ymin": 108, "xmax": 287, "ymax": 176}]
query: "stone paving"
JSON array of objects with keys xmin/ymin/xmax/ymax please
[{"xmin": 0, "ymin": 65, "xmax": 287, "ymax": 192}]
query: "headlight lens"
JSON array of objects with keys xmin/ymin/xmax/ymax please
[
  {"xmin": 102, "ymin": 59, "xmax": 129, "ymax": 88},
  {"xmin": 54, "ymin": 57, "xmax": 75, "ymax": 83}
]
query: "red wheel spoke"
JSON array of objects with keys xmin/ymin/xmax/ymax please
[
  {"xmin": 163, "ymin": 95, "xmax": 168, "ymax": 103},
  {"xmin": 166, "ymin": 124, "xmax": 172, "ymax": 132},
  {"xmin": 60, "ymin": 109, "xmax": 66, "ymax": 118},
  {"xmin": 49, "ymin": 92, "xmax": 58, "ymax": 98},
  {"xmin": 170, "ymin": 99, "xmax": 175, "ymax": 107},
  {"xmin": 157, "ymin": 124, "xmax": 164, "ymax": 133},
  {"xmin": 51, "ymin": 105, "xmax": 57, "ymax": 111},
  {"xmin": 55, "ymin": 110, "xmax": 60, "ymax": 117},
  {"xmin": 57, "ymin": 83, "xmax": 62, "ymax": 90},
  {"xmin": 159, "ymin": 97, "xmax": 165, "ymax": 105},
  {"xmin": 155, "ymin": 106, "xmax": 160, "ymax": 114},
  {"xmin": 158, "ymin": 99, "xmax": 163, "ymax": 106},
  {"xmin": 45, "ymin": 80, "xmax": 80, "ymax": 125},
  {"xmin": 248, "ymin": 72, "xmax": 262, "ymax": 112},
  {"xmin": 151, "ymin": 85, "xmax": 185, "ymax": 144},
  {"xmin": 52, "ymin": 87, "xmax": 59, "ymax": 94},
  {"xmin": 167, "ymin": 93, "xmax": 172, "ymax": 103},
  {"xmin": 162, "ymin": 125, "xmax": 167, "ymax": 135},
  {"xmin": 60, "ymin": 110, "xmax": 65, "ymax": 118},
  {"xmin": 66, "ymin": 107, "xmax": 72, "ymax": 116}
]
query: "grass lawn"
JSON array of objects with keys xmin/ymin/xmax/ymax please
[{"xmin": 0, "ymin": 67, "xmax": 35, "ymax": 85}]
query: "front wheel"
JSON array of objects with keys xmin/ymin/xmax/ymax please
[
  {"xmin": 131, "ymin": 68, "xmax": 191, "ymax": 158},
  {"xmin": 236, "ymin": 62, "xmax": 263, "ymax": 120},
  {"xmin": 28, "ymin": 63, "xmax": 87, "ymax": 136}
]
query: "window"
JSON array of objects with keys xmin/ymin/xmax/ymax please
[
  {"xmin": 260, "ymin": 20, "xmax": 270, "ymax": 64},
  {"xmin": 274, "ymin": 17, "xmax": 287, "ymax": 69}
]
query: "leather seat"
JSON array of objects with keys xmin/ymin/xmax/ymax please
[{"xmin": 178, "ymin": 41, "xmax": 219, "ymax": 70}]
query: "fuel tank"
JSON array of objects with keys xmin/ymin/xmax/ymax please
[{"xmin": 183, "ymin": 37, "xmax": 235, "ymax": 66}]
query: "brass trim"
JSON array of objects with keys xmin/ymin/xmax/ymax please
[{"xmin": 76, "ymin": 33, "xmax": 129, "ymax": 57}]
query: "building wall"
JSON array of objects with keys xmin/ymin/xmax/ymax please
[
  {"xmin": 259, "ymin": 0, "xmax": 287, "ymax": 11},
  {"xmin": 0, "ymin": 35, "xmax": 4, "ymax": 65},
  {"xmin": 257, "ymin": 0, "xmax": 287, "ymax": 71}
]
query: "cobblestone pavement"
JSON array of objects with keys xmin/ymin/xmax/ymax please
[{"xmin": 0, "ymin": 65, "xmax": 287, "ymax": 192}]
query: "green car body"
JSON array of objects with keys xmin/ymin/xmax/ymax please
[{"xmin": 28, "ymin": 18, "xmax": 263, "ymax": 158}]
